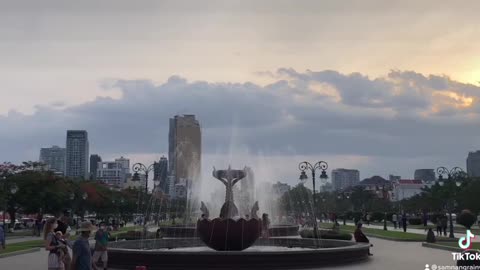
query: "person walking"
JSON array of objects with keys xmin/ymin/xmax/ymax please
[
  {"xmin": 93, "ymin": 222, "xmax": 110, "ymax": 270},
  {"xmin": 436, "ymin": 217, "xmax": 443, "ymax": 236},
  {"xmin": 55, "ymin": 212, "xmax": 72, "ymax": 270},
  {"xmin": 44, "ymin": 217, "xmax": 65, "ymax": 270},
  {"xmin": 0, "ymin": 224, "xmax": 5, "ymax": 251},
  {"xmin": 401, "ymin": 213, "xmax": 408, "ymax": 233},
  {"xmin": 392, "ymin": 213, "xmax": 398, "ymax": 229},
  {"xmin": 72, "ymin": 221, "xmax": 97, "ymax": 270}
]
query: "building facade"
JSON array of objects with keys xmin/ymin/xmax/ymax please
[
  {"xmin": 467, "ymin": 151, "xmax": 480, "ymax": 177},
  {"xmin": 96, "ymin": 158, "xmax": 130, "ymax": 188},
  {"xmin": 414, "ymin": 169, "xmax": 436, "ymax": 183},
  {"xmin": 154, "ymin": 156, "xmax": 169, "ymax": 193},
  {"xmin": 39, "ymin": 146, "xmax": 66, "ymax": 175},
  {"xmin": 331, "ymin": 169, "xmax": 360, "ymax": 190},
  {"xmin": 392, "ymin": 179, "xmax": 426, "ymax": 201},
  {"xmin": 65, "ymin": 130, "xmax": 89, "ymax": 179},
  {"xmin": 168, "ymin": 115, "xmax": 201, "ymax": 187},
  {"xmin": 89, "ymin": 154, "xmax": 102, "ymax": 180}
]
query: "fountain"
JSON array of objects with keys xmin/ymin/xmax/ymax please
[
  {"xmin": 196, "ymin": 166, "xmax": 262, "ymax": 251},
  {"xmin": 108, "ymin": 166, "xmax": 371, "ymax": 269}
]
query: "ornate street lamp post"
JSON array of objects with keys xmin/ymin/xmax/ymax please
[
  {"xmin": 337, "ymin": 192, "xmax": 350, "ymax": 225},
  {"xmin": 2, "ymin": 178, "xmax": 17, "ymax": 236},
  {"xmin": 298, "ymin": 161, "xmax": 329, "ymax": 239},
  {"xmin": 436, "ymin": 166, "xmax": 466, "ymax": 239},
  {"xmin": 132, "ymin": 162, "xmax": 157, "ymax": 236}
]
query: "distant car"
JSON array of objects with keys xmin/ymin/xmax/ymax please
[{"xmin": 21, "ymin": 218, "xmax": 35, "ymax": 228}]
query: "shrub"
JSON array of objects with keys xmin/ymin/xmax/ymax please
[
  {"xmin": 300, "ymin": 229, "xmax": 353, "ymax": 241},
  {"xmin": 408, "ymin": 217, "xmax": 422, "ymax": 225},
  {"xmin": 457, "ymin": 209, "xmax": 476, "ymax": 229}
]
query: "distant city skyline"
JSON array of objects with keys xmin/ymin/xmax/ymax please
[{"xmin": 1, "ymin": 1, "xmax": 480, "ymax": 187}]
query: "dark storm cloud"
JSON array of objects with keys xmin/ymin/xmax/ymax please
[{"xmin": 0, "ymin": 69, "xmax": 479, "ymax": 163}]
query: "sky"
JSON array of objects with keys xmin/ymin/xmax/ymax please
[{"xmin": 1, "ymin": 0, "xmax": 480, "ymax": 187}]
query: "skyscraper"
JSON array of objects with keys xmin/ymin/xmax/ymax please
[
  {"xmin": 154, "ymin": 156, "xmax": 169, "ymax": 193},
  {"xmin": 96, "ymin": 159, "xmax": 129, "ymax": 188},
  {"xmin": 168, "ymin": 115, "xmax": 201, "ymax": 187},
  {"xmin": 89, "ymin": 154, "xmax": 102, "ymax": 180},
  {"xmin": 467, "ymin": 151, "xmax": 480, "ymax": 177},
  {"xmin": 414, "ymin": 169, "xmax": 435, "ymax": 183},
  {"xmin": 39, "ymin": 145, "xmax": 66, "ymax": 175},
  {"xmin": 65, "ymin": 130, "xmax": 89, "ymax": 179},
  {"xmin": 331, "ymin": 168, "xmax": 360, "ymax": 190}
]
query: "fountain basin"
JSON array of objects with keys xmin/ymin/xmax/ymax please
[
  {"xmin": 108, "ymin": 238, "xmax": 370, "ymax": 269},
  {"xmin": 159, "ymin": 224, "xmax": 299, "ymax": 238}
]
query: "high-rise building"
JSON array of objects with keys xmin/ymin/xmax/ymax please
[
  {"xmin": 467, "ymin": 151, "xmax": 480, "ymax": 177},
  {"xmin": 168, "ymin": 115, "xmax": 201, "ymax": 186},
  {"xmin": 39, "ymin": 146, "xmax": 66, "ymax": 175},
  {"xmin": 414, "ymin": 169, "xmax": 436, "ymax": 183},
  {"xmin": 331, "ymin": 169, "xmax": 360, "ymax": 190},
  {"xmin": 65, "ymin": 130, "xmax": 89, "ymax": 179},
  {"xmin": 115, "ymin": 156, "xmax": 130, "ymax": 174},
  {"xmin": 154, "ymin": 156, "xmax": 169, "ymax": 193},
  {"xmin": 89, "ymin": 154, "xmax": 102, "ymax": 180}
]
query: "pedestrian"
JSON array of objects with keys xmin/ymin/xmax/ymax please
[
  {"xmin": 55, "ymin": 212, "xmax": 72, "ymax": 270},
  {"xmin": 392, "ymin": 213, "xmax": 398, "ymax": 229},
  {"xmin": 436, "ymin": 217, "xmax": 443, "ymax": 236},
  {"xmin": 354, "ymin": 223, "xmax": 373, "ymax": 256},
  {"xmin": 72, "ymin": 221, "xmax": 97, "ymax": 270},
  {"xmin": 93, "ymin": 222, "xmax": 110, "ymax": 270},
  {"xmin": 441, "ymin": 215, "xmax": 448, "ymax": 236},
  {"xmin": 366, "ymin": 213, "xmax": 371, "ymax": 226},
  {"xmin": 401, "ymin": 213, "xmax": 408, "ymax": 232},
  {"xmin": 423, "ymin": 212, "xmax": 429, "ymax": 231},
  {"xmin": 262, "ymin": 213, "xmax": 271, "ymax": 239},
  {"xmin": 44, "ymin": 217, "xmax": 65, "ymax": 270},
  {"xmin": 0, "ymin": 224, "xmax": 5, "ymax": 250}
]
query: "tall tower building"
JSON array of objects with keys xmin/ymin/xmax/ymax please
[
  {"xmin": 467, "ymin": 151, "xmax": 480, "ymax": 178},
  {"xmin": 168, "ymin": 115, "xmax": 201, "ymax": 186},
  {"xmin": 154, "ymin": 156, "xmax": 169, "ymax": 193},
  {"xmin": 65, "ymin": 130, "xmax": 89, "ymax": 180},
  {"xmin": 331, "ymin": 168, "xmax": 360, "ymax": 190},
  {"xmin": 89, "ymin": 154, "xmax": 102, "ymax": 180},
  {"xmin": 39, "ymin": 145, "xmax": 66, "ymax": 175}
]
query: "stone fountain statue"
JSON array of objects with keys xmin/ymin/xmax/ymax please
[{"xmin": 196, "ymin": 166, "xmax": 262, "ymax": 251}]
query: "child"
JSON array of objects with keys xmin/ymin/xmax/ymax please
[{"xmin": 55, "ymin": 231, "xmax": 68, "ymax": 269}]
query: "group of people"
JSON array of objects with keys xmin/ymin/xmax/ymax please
[{"xmin": 43, "ymin": 215, "xmax": 111, "ymax": 270}]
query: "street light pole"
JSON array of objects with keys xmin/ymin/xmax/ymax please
[
  {"xmin": 132, "ymin": 162, "xmax": 155, "ymax": 236},
  {"xmin": 437, "ymin": 166, "xmax": 466, "ymax": 239},
  {"xmin": 299, "ymin": 161, "xmax": 329, "ymax": 240}
]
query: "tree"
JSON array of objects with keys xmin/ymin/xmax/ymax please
[{"xmin": 457, "ymin": 209, "xmax": 476, "ymax": 229}]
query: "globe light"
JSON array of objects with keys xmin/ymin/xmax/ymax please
[{"xmin": 10, "ymin": 184, "xmax": 18, "ymax": 194}]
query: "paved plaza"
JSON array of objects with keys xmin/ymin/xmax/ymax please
[{"xmin": 0, "ymin": 237, "xmax": 458, "ymax": 270}]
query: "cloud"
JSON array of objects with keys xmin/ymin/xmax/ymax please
[{"xmin": 0, "ymin": 69, "xmax": 479, "ymax": 180}]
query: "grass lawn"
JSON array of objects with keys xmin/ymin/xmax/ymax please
[
  {"xmin": 0, "ymin": 240, "xmax": 44, "ymax": 255},
  {"xmin": 319, "ymin": 223, "xmax": 453, "ymax": 241}
]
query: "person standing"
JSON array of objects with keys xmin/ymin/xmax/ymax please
[
  {"xmin": 262, "ymin": 213, "xmax": 271, "ymax": 239},
  {"xmin": 0, "ymin": 224, "xmax": 5, "ymax": 250},
  {"xmin": 441, "ymin": 215, "xmax": 448, "ymax": 236},
  {"xmin": 366, "ymin": 213, "xmax": 371, "ymax": 226},
  {"xmin": 72, "ymin": 221, "xmax": 97, "ymax": 270},
  {"xmin": 44, "ymin": 217, "xmax": 65, "ymax": 270},
  {"xmin": 55, "ymin": 212, "xmax": 72, "ymax": 270},
  {"xmin": 423, "ymin": 212, "xmax": 429, "ymax": 231},
  {"xmin": 93, "ymin": 222, "xmax": 110, "ymax": 270},
  {"xmin": 401, "ymin": 213, "xmax": 408, "ymax": 232},
  {"xmin": 392, "ymin": 213, "xmax": 398, "ymax": 229}
]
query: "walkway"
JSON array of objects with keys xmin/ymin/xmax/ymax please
[{"xmin": 0, "ymin": 238, "xmax": 458, "ymax": 270}]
